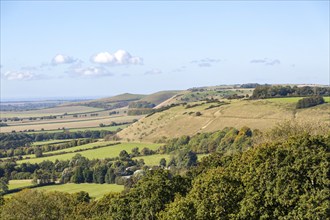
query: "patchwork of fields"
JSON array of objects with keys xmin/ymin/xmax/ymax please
[{"xmin": 2, "ymin": 92, "xmax": 330, "ymax": 201}]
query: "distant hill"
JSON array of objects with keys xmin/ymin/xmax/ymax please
[
  {"xmin": 63, "ymin": 93, "xmax": 146, "ymax": 110},
  {"xmin": 118, "ymin": 98, "xmax": 330, "ymax": 142},
  {"xmin": 138, "ymin": 90, "xmax": 181, "ymax": 106}
]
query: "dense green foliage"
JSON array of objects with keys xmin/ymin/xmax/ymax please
[
  {"xmin": 252, "ymin": 85, "xmax": 330, "ymax": 99},
  {"xmin": 160, "ymin": 126, "xmax": 253, "ymax": 154},
  {"xmin": 0, "ymin": 130, "xmax": 116, "ymax": 158},
  {"xmin": 0, "ymin": 130, "xmax": 329, "ymax": 219},
  {"xmin": 296, "ymin": 96, "xmax": 325, "ymax": 109},
  {"xmin": 0, "ymin": 133, "xmax": 34, "ymax": 150}
]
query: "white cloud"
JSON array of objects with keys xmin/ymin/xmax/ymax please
[
  {"xmin": 52, "ymin": 54, "xmax": 76, "ymax": 65},
  {"xmin": 3, "ymin": 71, "xmax": 38, "ymax": 80},
  {"xmin": 70, "ymin": 66, "xmax": 113, "ymax": 77},
  {"xmin": 144, "ymin": 69, "xmax": 162, "ymax": 75},
  {"xmin": 91, "ymin": 49, "xmax": 143, "ymax": 65}
]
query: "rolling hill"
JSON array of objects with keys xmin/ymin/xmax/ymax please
[{"xmin": 118, "ymin": 98, "xmax": 330, "ymax": 142}]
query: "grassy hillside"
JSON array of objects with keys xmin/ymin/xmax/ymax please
[{"xmin": 118, "ymin": 98, "xmax": 330, "ymax": 141}]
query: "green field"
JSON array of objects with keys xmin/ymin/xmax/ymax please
[
  {"xmin": 5, "ymin": 183, "xmax": 124, "ymax": 200},
  {"xmin": 22, "ymin": 141, "xmax": 116, "ymax": 160},
  {"xmin": 137, "ymin": 154, "xmax": 172, "ymax": 166},
  {"xmin": 35, "ymin": 183, "xmax": 124, "ymax": 199},
  {"xmin": 265, "ymin": 96, "xmax": 330, "ymax": 103},
  {"xmin": 32, "ymin": 139, "xmax": 73, "ymax": 146},
  {"xmin": 18, "ymin": 142, "xmax": 162, "ymax": 164},
  {"xmin": 8, "ymin": 179, "xmax": 35, "ymax": 190}
]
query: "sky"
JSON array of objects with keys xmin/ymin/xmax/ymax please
[{"xmin": 1, "ymin": 1, "xmax": 329, "ymax": 100}]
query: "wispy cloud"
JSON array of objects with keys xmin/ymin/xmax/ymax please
[
  {"xmin": 52, "ymin": 54, "xmax": 77, "ymax": 65},
  {"xmin": 190, "ymin": 58, "xmax": 221, "ymax": 67},
  {"xmin": 172, "ymin": 66, "xmax": 186, "ymax": 72},
  {"xmin": 250, "ymin": 58, "xmax": 280, "ymax": 66},
  {"xmin": 2, "ymin": 70, "xmax": 43, "ymax": 81},
  {"xmin": 91, "ymin": 50, "xmax": 143, "ymax": 65},
  {"xmin": 144, "ymin": 68, "xmax": 162, "ymax": 75},
  {"xmin": 69, "ymin": 66, "xmax": 113, "ymax": 77}
]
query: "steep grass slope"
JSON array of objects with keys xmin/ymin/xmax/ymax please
[{"xmin": 118, "ymin": 99, "xmax": 330, "ymax": 141}]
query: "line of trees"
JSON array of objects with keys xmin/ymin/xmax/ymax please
[
  {"xmin": 128, "ymin": 101, "xmax": 156, "ymax": 109},
  {"xmin": 252, "ymin": 85, "xmax": 330, "ymax": 99},
  {"xmin": 159, "ymin": 126, "xmax": 254, "ymax": 155}
]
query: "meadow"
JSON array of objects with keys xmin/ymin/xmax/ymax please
[
  {"xmin": 265, "ymin": 96, "xmax": 330, "ymax": 103},
  {"xmin": 8, "ymin": 179, "xmax": 35, "ymax": 190},
  {"xmin": 5, "ymin": 182, "xmax": 124, "ymax": 200},
  {"xmin": 34, "ymin": 183, "xmax": 124, "ymax": 199},
  {"xmin": 18, "ymin": 142, "xmax": 162, "ymax": 164},
  {"xmin": 32, "ymin": 139, "xmax": 73, "ymax": 146}
]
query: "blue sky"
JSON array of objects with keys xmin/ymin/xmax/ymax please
[{"xmin": 1, "ymin": 1, "xmax": 329, "ymax": 100}]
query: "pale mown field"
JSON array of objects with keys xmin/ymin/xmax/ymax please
[
  {"xmin": 0, "ymin": 115, "xmax": 142, "ymax": 133},
  {"xmin": 0, "ymin": 106, "xmax": 103, "ymax": 118}
]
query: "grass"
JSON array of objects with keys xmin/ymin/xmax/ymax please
[
  {"xmin": 265, "ymin": 96, "xmax": 330, "ymax": 103},
  {"xmin": 35, "ymin": 183, "xmax": 124, "ymax": 199},
  {"xmin": 18, "ymin": 142, "xmax": 162, "ymax": 164},
  {"xmin": 5, "ymin": 183, "xmax": 124, "ymax": 200},
  {"xmin": 23, "ymin": 141, "xmax": 117, "ymax": 159},
  {"xmin": 8, "ymin": 179, "xmax": 35, "ymax": 190},
  {"xmin": 118, "ymin": 98, "xmax": 330, "ymax": 142},
  {"xmin": 136, "ymin": 154, "xmax": 172, "ymax": 166},
  {"xmin": 32, "ymin": 139, "xmax": 73, "ymax": 146}
]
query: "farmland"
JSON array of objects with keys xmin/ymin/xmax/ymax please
[
  {"xmin": 17, "ymin": 142, "xmax": 162, "ymax": 164},
  {"xmin": 8, "ymin": 179, "xmax": 35, "ymax": 190},
  {"xmin": 0, "ymin": 106, "xmax": 103, "ymax": 118},
  {"xmin": 0, "ymin": 115, "xmax": 141, "ymax": 133},
  {"xmin": 33, "ymin": 183, "xmax": 124, "ymax": 199},
  {"xmin": 5, "ymin": 182, "xmax": 124, "ymax": 199}
]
